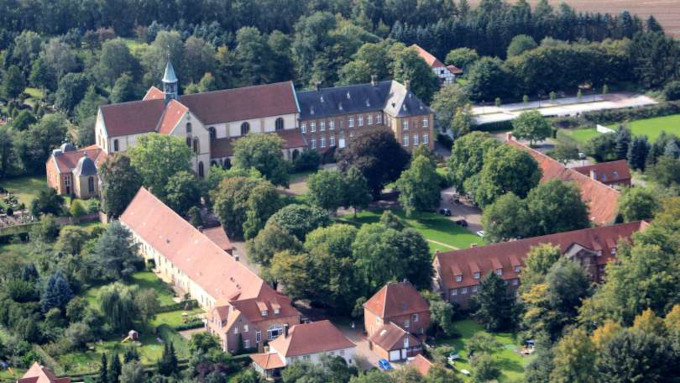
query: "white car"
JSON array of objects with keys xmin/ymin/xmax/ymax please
[
  {"xmin": 460, "ymin": 369, "xmax": 471, "ymax": 376},
  {"xmin": 476, "ymin": 231, "xmax": 485, "ymax": 238}
]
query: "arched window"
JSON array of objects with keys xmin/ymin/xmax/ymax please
[
  {"xmin": 113, "ymin": 139, "xmax": 119, "ymax": 152},
  {"xmin": 198, "ymin": 162, "xmax": 204, "ymax": 178},
  {"xmin": 193, "ymin": 137, "xmax": 200, "ymax": 153},
  {"xmin": 186, "ymin": 137, "xmax": 192, "ymax": 147},
  {"xmin": 88, "ymin": 177, "xmax": 95, "ymax": 193},
  {"xmin": 292, "ymin": 149, "xmax": 300, "ymax": 160},
  {"xmin": 209, "ymin": 127, "xmax": 216, "ymax": 140},
  {"xmin": 275, "ymin": 117, "xmax": 284, "ymax": 131},
  {"xmin": 224, "ymin": 158, "xmax": 232, "ymax": 169},
  {"xmin": 186, "ymin": 122, "xmax": 192, "ymax": 133},
  {"xmin": 241, "ymin": 122, "xmax": 250, "ymax": 136},
  {"xmin": 211, "ymin": 160, "xmax": 218, "ymax": 167}
]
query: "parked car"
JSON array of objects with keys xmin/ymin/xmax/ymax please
[
  {"xmin": 460, "ymin": 369, "xmax": 471, "ymax": 376},
  {"xmin": 447, "ymin": 353, "xmax": 461, "ymax": 365},
  {"xmin": 378, "ymin": 359, "xmax": 393, "ymax": 371},
  {"xmin": 476, "ymin": 231, "xmax": 485, "ymax": 238},
  {"xmin": 454, "ymin": 219, "xmax": 468, "ymax": 227},
  {"xmin": 440, "ymin": 208, "xmax": 452, "ymax": 216}
]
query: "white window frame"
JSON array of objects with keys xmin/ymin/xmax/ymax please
[
  {"xmin": 311, "ymin": 122, "xmax": 316, "ymax": 132},
  {"xmin": 244, "ymin": 324, "xmax": 249, "ymax": 332},
  {"xmin": 461, "ymin": 287, "xmax": 468, "ymax": 295},
  {"xmin": 412, "ymin": 313, "xmax": 419, "ymax": 323},
  {"xmin": 377, "ymin": 114, "xmax": 382, "ymax": 124},
  {"xmin": 311, "ymin": 139, "xmax": 317, "ymax": 149},
  {"xmin": 349, "ymin": 117, "xmax": 355, "ymax": 128},
  {"xmin": 455, "ymin": 275, "xmax": 462, "ymax": 282},
  {"xmin": 451, "ymin": 288, "xmax": 458, "ymax": 296},
  {"xmin": 320, "ymin": 120, "xmax": 326, "ymax": 131},
  {"xmin": 514, "ymin": 266, "xmax": 521, "ymax": 273},
  {"xmin": 403, "ymin": 120, "xmax": 409, "ymax": 130},
  {"xmin": 329, "ymin": 120, "xmax": 335, "ymax": 130},
  {"xmin": 423, "ymin": 134, "xmax": 429, "ymax": 144},
  {"xmin": 368, "ymin": 115, "xmax": 373, "ymax": 125},
  {"xmin": 358, "ymin": 116, "xmax": 364, "ymax": 126},
  {"xmin": 256, "ymin": 331, "xmax": 261, "ymax": 342},
  {"xmin": 301, "ymin": 123, "xmax": 307, "ymax": 133},
  {"xmin": 496, "ymin": 269, "xmax": 503, "ymax": 276},
  {"xmin": 403, "ymin": 135, "xmax": 409, "ymax": 146},
  {"xmin": 474, "ymin": 272, "xmax": 480, "ymax": 279},
  {"xmin": 422, "ymin": 118, "xmax": 429, "ymax": 128},
  {"xmin": 320, "ymin": 137, "xmax": 326, "ymax": 148},
  {"xmin": 244, "ymin": 339, "xmax": 250, "ymax": 349},
  {"xmin": 413, "ymin": 134, "xmax": 419, "ymax": 146},
  {"xmin": 512, "ymin": 279, "xmax": 519, "ymax": 286},
  {"xmin": 330, "ymin": 135, "xmax": 335, "ymax": 147}
]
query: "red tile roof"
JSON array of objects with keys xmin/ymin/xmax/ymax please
[
  {"xmin": 143, "ymin": 86, "xmax": 164, "ymax": 101},
  {"xmin": 274, "ymin": 129, "xmax": 307, "ymax": 149},
  {"xmin": 411, "ymin": 44, "xmax": 445, "ymax": 68},
  {"xmin": 269, "ymin": 320, "xmax": 355, "ymax": 357},
  {"xmin": 573, "ymin": 160, "xmax": 632, "ymax": 186},
  {"xmin": 446, "ymin": 64, "xmax": 463, "ymax": 74},
  {"xmin": 157, "ymin": 99, "xmax": 188, "ymax": 135},
  {"xmin": 210, "ymin": 129, "xmax": 306, "ymax": 159},
  {"xmin": 19, "ymin": 363, "xmax": 70, "ymax": 383},
  {"xmin": 364, "ymin": 281, "xmax": 429, "ymax": 320},
  {"xmin": 202, "ymin": 226, "xmax": 232, "ymax": 253},
  {"xmin": 178, "ymin": 82, "xmax": 299, "ymax": 125},
  {"xmin": 435, "ymin": 221, "xmax": 647, "ymax": 290},
  {"xmin": 369, "ymin": 322, "xmax": 421, "ymax": 352},
  {"xmin": 506, "ymin": 138, "xmax": 620, "ymax": 225},
  {"xmin": 250, "ymin": 352, "xmax": 286, "ymax": 370},
  {"xmin": 409, "ymin": 354, "xmax": 433, "ymax": 377},
  {"xmin": 51, "ymin": 145, "xmax": 106, "ymax": 173},
  {"xmin": 100, "ymin": 99, "xmax": 166, "ymax": 137},
  {"xmin": 229, "ymin": 293, "xmax": 299, "ymax": 325}
]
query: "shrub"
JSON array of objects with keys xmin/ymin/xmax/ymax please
[
  {"xmin": 664, "ymin": 81, "xmax": 680, "ymax": 101},
  {"xmin": 582, "ymin": 101, "xmax": 680, "ymax": 124},
  {"xmin": 292, "ymin": 149, "xmax": 320, "ymax": 172}
]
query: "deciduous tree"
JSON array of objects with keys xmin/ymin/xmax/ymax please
[
  {"xmin": 232, "ymin": 133, "xmax": 289, "ymax": 187},
  {"xmin": 128, "ymin": 134, "xmax": 192, "ymax": 199},
  {"xmin": 100, "ymin": 154, "xmax": 142, "ymax": 218}
]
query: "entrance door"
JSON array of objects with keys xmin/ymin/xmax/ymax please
[
  {"xmin": 389, "ymin": 350, "xmax": 401, "ymax": 361},
  {"xmin": 401, "ymin": 349, "xmax": 408, "ymax": 359}
]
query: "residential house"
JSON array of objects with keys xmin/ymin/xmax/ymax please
[
  {"xmin": 45, "ymin": 143, "xmax": 106, "ymax": 198},
  {"xmin": 409, "ymin": 354, "xmax": 434, "ymax": 377},
  {"xmin": 250, "ymin": 320, "xmax": 356, "ymax": 379},
  {"xmin": 364, "ymin": 281, "xmax": 430, "ymax": 337},
  {"xmin": 573, "ymin": 160, "xmax": 632, "ymax": 187},
  {"xmin": 433, "ymin": 221, "xmax": 648, "ymax": 308},
  {"xmin": 411, "ymin": 44, "xmax": 462, "ymax": 84},
  {"xmin": 18, "ymin": 362, "xmax": 70, "ymax": 383},
  {"xmin": 369, "ymin": 322, "xmax": 423, "ymax": 362},
  {"xmin": 506, "ymin": 135, "xmax": 621, "ymax": 225},
  {"xmin": 119, "ymin": 188, "xmax": 300, "ymax": 353},
  {"xmin": 296, "ymin": 78, "xmax": 434, "ymax": 153}
]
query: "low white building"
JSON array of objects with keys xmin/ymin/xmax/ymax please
[
  {"xmin": 250, "ymin": 320, "xmax": 356, "ymax": 379},
  {"xmin": 411, "ymin": 44, "xmax": 463, "ymax": 85}
]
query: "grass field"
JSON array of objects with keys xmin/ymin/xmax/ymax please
[
  {"xmin": 151, "ymin": 308, "xmax": 204, "ymax": 328},
  {"xmin": 433, "ymin": 319, "xmax": 534, "ymax": 382},
  {"xmin": 342, "ymin": 209, "xmax": 483, "ymax": 252},
  {"xmin": 560, "ymin": 127, "xmax": 602, "ymax": 143},
  {"xmin": 0, "ymin": 175, "xmax": 48, "ymax": 206},
  {"xmin": 561, "ymin": 114, "xmax": 680, "ymax": 144},
  {"xmin": 83, "ymin": 271, "xmax": 178, "ymax": 307}
]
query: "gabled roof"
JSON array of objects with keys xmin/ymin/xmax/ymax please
[
  {"xmin": 446, "ymin": 64, "xmax": 464, "ymax": 75},
  {"xmin": 19, "ymin": 362, "xmax": 70, "ymax": 383},
  {"xmin": 297, "ymin": 80, "xmax": 430, "ymax": 120},
  {"xmin": 178, "ymin": 81, "xmax": 299, "ymax": 125},
  {"xmin": 100, "ymin": 99, "xmax": 166, "ymax": 137},
  {"xmin": 229, "ymin": 292, "xmax": 298, "ymax": 324},
  {"xmin": 269, "ymin": 320, "xmax": 355, "ymax": 357},
  {"xmin": 435, "ymin": 221, "xmax": 647, "ymax": 289},
  {"xmin": 157, "ymin": 99, "xmax": 189, "ymax": 135},
  {"xmin": 364, "ymin": 281, "xmax": 429, "ymax": 319},
  {"xmin": 506, "ymin": 138, "xmax": 620, "ymax": 225},
  {"xmin": 573, "ymin": 160, "xmax": 632, "ymax": 184},
  {"xmin": 250, "ymin": 352, "xmax": 286, "ymax": 370},
  {"xmin": 50, "ymin": 145, "xmax": 106, "ymax": 174},
  {"xmin": 144, "ymin": 86, "xmax": 164, "ymax": 101},
  {"xmin": 369, "ymin": 322, "xmax": 421, "ymax": 351},
  {"xmin": 202, "ymin": 226, "xmax": 232, "ymax": 253},
  {"xmin": 409, "ymin": 354, "xmax": 433, "ymax": 377},
  {"xmin": 411, "ymin": 44, "xmax": 445, "ymax": 68}
]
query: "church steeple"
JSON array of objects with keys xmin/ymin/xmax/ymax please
[{"xmin": 162, "ymin": 58, "xmax": 178, "ymax": 104}]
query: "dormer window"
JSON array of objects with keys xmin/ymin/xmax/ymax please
[
  {"xmin": 610, "ymin": 247, "xmax": 617, "ymax": 255},
  {"xmin": 320, "ymin": 96, "xmax": 325, "ymax": 103},
  {"xmin": 496, "ymin": 268, "xmax": 503, "ymax": 276},
  {"xmin": 613, "ymin": 171, "xmax": 619, "ymax": 178},
  {"xmin": 456, "ymin": 274, "xmax": 462, "ymax": 282},
  {"xmin": 310, "ymin": 106, "xmax": 315, "ymax": 115},
  {"xmin": 473, "ymin": 272, "xmax": 480, "ymax": 279},
  {"xmin": 366, "ymin": 99, "xmax": 370, "ymax": 107},
  {"xmin": 514, "ymin": 266, "xmax": 521, "ymax": 273},
  {"xmin": 274, "ymin": 308, "xmax": 280, "ymax": 315},
  {"xmin": 339, "ymin": 102, "xmax": 343, "ymax": 111},
  {"xmin": 261, "ymin": 309, "xmax": 268, "ymax": 317},
  {"xmin": 346, "ymin": 91, "xmax": 351, "ymax": 99}
]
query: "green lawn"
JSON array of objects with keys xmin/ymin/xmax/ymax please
[
  {"xmin": 561, "ymin": 127, "xmax": 601, "ymax": 143},
  {"xmin": 24, "ymin": 87, "xmax": 44, "ymax": 100},
  {"xmin": 0, "ymin": 175, "xmax": 48, "ymax": 206},
  {"xmin": 433, "ymin": 319, "xmax": 534, "ymax": 382},
  {"xmin": 342, "ymin": 210, "xmax": 483, "ymax": 251},
  {"xmin": 83, "ymin": 272, "xmax": 178, "ymax": 307},
  {"xmin": 607, "ymin": 114, "xmax": 680, "ymax": 142},
  {"xmin": 151, "ymin": 308, "xmax": 204, "ymax": 328}
]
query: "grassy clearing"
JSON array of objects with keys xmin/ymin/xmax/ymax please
[
  {"xmin": 24, "ymin": 87, "xmax": 44, "ymax": 100},
  {"xmin": 0, "ymin": 175, "xmax": 48, "ymax": 206},
  {"xmin": 151, "ymin": 308, "xmax": 204, "ymax": 328},
  {"xmin": 433, "ymin": 319, "xmax": 534, "ymax": 382},
  {"xmin": 83, "ymin": 272, "xmax": 177, "ymax": 307},
  {"xmin": 561, "ymin": 127, "xmax": 601, "ymax": 143},
  {"xmin": 607, "ymin": 114, "xmax": 680, "ymax": 142},
  {"xmin": 342, "ymin": 209, "xmax": 483, "ymax": 251}
]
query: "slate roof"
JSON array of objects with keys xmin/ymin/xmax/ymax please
[
  {"xmin": 435, "ymin": 221, "xmax": 647, "ymax": 290},
  {"xmin": 73, "ymin": 155, "xmax": 97, "ymax": 177},
  {"xmin": 507, "ymin": 137, "xmax": 620, "ymax": 225},
  {"xmin": 269, "ymin": 320, "xmax": 355, "ymax": 357},
  {"xmin": 163, "ymin": 60, "xmax": 178, "ymax": 83},
  {"xmin": 297, "ymin": 80, "xmax": 430, "ymax": 120},
  {"xmin": 364, "ymin": 281, "xmax": 429, "ymax": 320},
  {"xmin": 369, "ymin": 322, "xmax": 421, "ymax": 352},
  {"xmin": 573, "ymin": 160, "xmax": 632, "ymax": 185}
]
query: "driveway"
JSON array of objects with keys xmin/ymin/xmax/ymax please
[
  {"xmin": 440, "ymin": 187, "xmax": 483, "ymax": 236},
  {"xmin": 334, "ymin": 321, "xmax": 382, "ymax": 371}
]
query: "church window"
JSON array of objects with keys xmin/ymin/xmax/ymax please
[
  {"xmin": 275, "ymin": 117, "xmax": 284, "ymax": 131},
  {"xmin": 241, "ymin": 122, "xmax": 250, "ymax": 136},
  {"xmin": 113, "ymin": 139, "xmax": 119, "ymax": 152},
  {"xmin": 186, "ymin": 123, "xmax": 192, "ymax": 133},
  {"xmin": 209, "ymin": 127, "xmax": 216, "ymax": 140},
  {"xmin": 88, "ymin": 177, "xmax": 95, "ymax": 193},
  {"xmin": 193, "ymin": 138, "xmax": 199, "ymax": 153}
]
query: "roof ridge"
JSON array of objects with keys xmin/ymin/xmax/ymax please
[{"xmin": 180, "ymin": 81, "xmax": 293, "ymax": 98}]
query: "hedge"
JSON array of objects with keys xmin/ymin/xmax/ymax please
[
  {"xmin": 172, "ymin": 320, "xmax": 204, "ymax": 331},
  {"xmin": 156, "ymin": 299, "xmax": 198, "ymax": 313},
  {"xmin": 582, "ymin": 101, "xmax": 680, "ymax": 124},
  {"xmin": 473, "ymin": 120, "xmax": 514, "ymax": 132}
]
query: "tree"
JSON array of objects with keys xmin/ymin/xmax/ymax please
[
  {"xmin": 337, "ymin": 129, "xmax": 410, "ymax": 198},
  {"xmin": 212, "ymin": 177, "xmax": 277, "ymax": 239},
  {"xmin": 189, "ymin": 332, "xmax": 221, "ymax": 355},
  {"xmin": 648, "ymin": 156, "xmax": 680, "ymax": 187},
  {"xmin": 392, "ymin": 47, "xmax": 439, "ymax": 103},
  {"xmin": 512, "ymin": 111, "xmax": 552, "ymax": 146},
  {"xmin": 308, "ymin": 170, "xmax": 346, "ymax": 214},
  {"xmin": 163, "ymin": 171, "xmax": 202, "ymax": 216},
  {"xmin": 56, "ymin": 226, "xmax": 90, "ymax": 255},
  {"xmin": 425, "ymin": 363, "xmax": 462, "ymax": 383},
  {"xmin": 396, "ymin": 155, "xmax": 441, "ymax": 216},
  {"xmin": 54, "ymin": 73, "xmax": 90, "ymax": 113},
  {"xmin": 451, "ymin": 106, "xmax": 473, "ymax": 138},
  {"xmin": 525, "ymin": 180, "xmax": 590, "ymax": 236},
  {"xmin": 128, "ymin": 134, "xmax": 192, "ymax": 199},
  {"xmin": 446, "ymin": 132, "xmax": 498, "ymax": 192},
  {"xmin": 2, "ymin": 65, "xmax": 26, "ymax": 100},
  {"xmin": 471, "ymin": 353, "xmax": 500, "ymax": 383},
  {"xmin": 471, "ymin": 271, "xmax": 515, "ymax": 331},
  {"xmin": 430, "ymin": 84, "xmax": 470, "ymax": 133},
  {"xmin": 158, "ymin": 341, "xmax": 179, "ymax": 377},
  {"xmin": 243, "ymin": 182, "xmax": 281, "ymax": 239},
  {"xmin": 100, "ymin": 154, "xmax": 142, "ymax": 218},
  {"xmin": 617, "ymin": 187, "xmax": 660, "ymax": 222},
  {"xmin": 627, "ymin": 135, "xmax": 650, "ymax": 171},
  {"xmin": 108, "ymin": 353, "xmax": 122, "ymax": 383},
  {"xmin": 614, "ymin": 126, "xmax": 632, "ymax": 160},
  {"xmin": 99, "ymin": 353, "xmax": 109, "ymax": 383},
  {"xmin": 467, "ymin": 57, "xmax": 510, "ymax": 101},
  {"xmin": 482, "ymin": 192, "xmax": 530, "ymax": 242},
  {"xmin": 350, "ymin": 369, "xmax": 394, "ymax": 383},
  {"xmin": 521, "ymin": 244, "xmax": 561, "ymax": 289},
  {"xmin": 41, "ymin": 270, "xmax": 73, "ymax": 313},
  {"xmin": 429, "ymin": 299, "xmax": 456, "ymax": 336},
  {"xmin": 120, "ymin": 361, "xmax": 146, "ymax": 383},
  {"xmin": 585, "ymin": 133, "xmax": 617, "ymax": 162},
  {"xmin": 15, "ymin": 113, "xmax": 69, "ymax": 174},
  {"xmin": 134, "ymin": 289, "xmax": 159, "ymax": 325},
  {"xmin": 664, "ymin": 81, "xmax": 680, "ymax": 101},
  {"xmin": 445, "ymin": 48, "xmax": 479, "ymax": 71},
  {"xmin": 475, "ymin": 145, "xmax": 541, "ymax": 207},
  {"xmin": 551, "ymin": 139, "xmax": 579, "ymax": 164},
  {"xmin": 30, "ymin": 188, "xmax": 64, "ymax": 217},
  {"xmin": 232, "ymin": 133, "xmax": 289, "ymax": 187},
  {"xmin": 110, "ymin": 73, "xmax": 139, "ymax": 103},
  {"xmin": 99, "ymin": 283, "xmax": 137, "ymax": 333},
  {"xmin": 379, "ymin": 210, "xmax": 404, "ymax": 231},
  {"xmin": 550, "ymin": 328, "xmax": 597, "ymax": 383},
  {"xmin": 343, "ymin": 166, "xmax": 371, "ymax": 216},
  {"xmin": 247, "ymin": 222, "xmax": 302, "ymax": 267},
  {"xmin": 12, "ymin": 110, "xmax": 37, "ymax": 132},
  {"xmin": 29, "ymin": 57, "xmax": 55, "ymax": 91},
  {"xmin": 98, "ymin": 38, "xmax": 137, "ymax": 86},
  {"xmin": 266, "ymin": 204, "xmax": 330, "ymax": 241},
  {"xmin": 64, "ymin": 322, "xmax": 93, "ymax": 350},
  {"xmin": 198, "ymin": 72, "xmax": 218, "ymax": 92},
  {"xmin": 92, "ymin": 221, "xmax": 139, "ymax": 281},
  {"xmin": 507, "ymin": 34, "xmax": 538, "ymax": 57}
]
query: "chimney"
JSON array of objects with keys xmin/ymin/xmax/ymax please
[
  {"xmin": 371, "ymin": 75, "xmax": 378, "ymax": 86},
  {"xmin": 315, "ymin": 81, "xmax": 322, "ymax": 91},
  {"xmin": 590, "ymin": 170, "xmax": 597, "ymax": 180},
  {"xmin": 506, "ymin": 132, "xmax": 514, "ymax": 141},
  {"xmin": 197, "ymin": 226, "xmax": 204, "ymax": 232},
  {"xmin": 283, "ymin": 323, "xmax": 289, "ymax": 338}
]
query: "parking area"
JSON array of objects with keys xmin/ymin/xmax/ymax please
[{"xmin": 439, "ymin": 187, "xmax": 483, "ymax": 237}]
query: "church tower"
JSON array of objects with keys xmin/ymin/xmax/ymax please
[{"xmin": 162, "ymin": 59, "xmax": 178, "ymax": 103}]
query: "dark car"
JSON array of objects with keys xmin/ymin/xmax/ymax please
[
  {"xmin": 455, "ymin": 219, "xmax": 468, "ymax": 227},
  {"xmin": 439, "ymin": 208, "xmax": 452, "ymax": 216}
]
